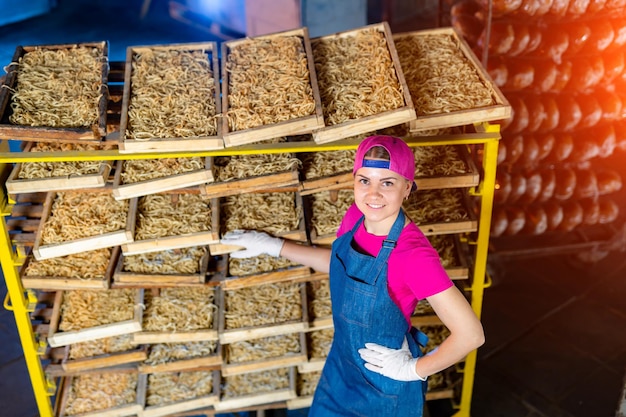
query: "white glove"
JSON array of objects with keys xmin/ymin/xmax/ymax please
[
  {"xmin": 358, "ymin": 337, "xmax": 426, "ymax": 382},
  {"xmin": 220, "ymin": 230, "xmax": 284, "ymax": 259}
]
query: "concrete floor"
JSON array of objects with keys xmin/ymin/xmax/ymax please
[{"xmin": 0, "ymin": 1, "xmax": 625, "ymax": 416}]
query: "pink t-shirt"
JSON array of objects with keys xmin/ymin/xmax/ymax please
[{"xmin": 337, "ymin": 204, "xmax": 453, "ymax": 324}]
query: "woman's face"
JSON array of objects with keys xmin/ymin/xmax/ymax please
[{"xmin": 353, "ymin": 164, "xmax": 412, "ymax": 235}]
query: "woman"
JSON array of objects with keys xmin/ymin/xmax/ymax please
[{"xmin": 220, "ymin": 135, "xmax": 484, "ymax": 416}]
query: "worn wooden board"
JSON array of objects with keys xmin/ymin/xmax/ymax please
[
  {"xmin": 221, "ymin": 28, "xmax": 324, "ymax": 147},
  {"xmin": 6, "ymin": 143, "xmax": 113, "ymax": 194},
  {"xmin": 392, "ymin": 27, "xmax": 511, "ymax": 132},
  {"xmin": 47, "ymin": 289, "xmax": 144, "ymax": 348},
  {"xmin": 222, "ymin": 332, "xmax": 307, "ymax": 377},
  {"xmin": 33, "ymin": 191, "xmax": 135, "ymax": 260},
  {"xmin": 122, "ymin": 196, "xmax": 219, "ymax": 255},
  {"xmin": 20, "ymin": 246, "xmax": 118, "ymax": 290},
  {"xmin": 214, "ymin": 367, "xmax": 297, "ymax": 412},
  {"xmin": 219, "ymin": 283, "xmax": 309, "ymax": 344},
  {"xmin": 202, "ymin": 168, "xmax": 300, "ymax": 199},
  {"xmin": 0, "ymin": 42, "xmax": 109, "ymax": 142},
  {"xmin": 219, "ymin": 265, "xmax": 312, "ymax": 290},
  {"xmin": 138, "ymin": 371, "xmax": 220, "ymax": 417},
  {"xmin": 61, "ymin": 344, "xmax": 148, "ymax": 374},
  {"xmin": 57, "ymin": 371, "xmax": 143, "ymax": 417},
  {"xmin": 112, "ymin": 247, "xmax": 214, "ymax": 287},
  {"xmin": 311, "ymin": 22, "xmax": 416, "ymax": 144},
  {"xmin": 119, "ymin": 42, "xmax": 223, "ymax": 153},
  {"xmin": 138, "ymin": 344, "xmax": 222, "ymax": 374},
  {"xmin": 112, "ymin": 157, "xmax": 214, "ymax": 200}
]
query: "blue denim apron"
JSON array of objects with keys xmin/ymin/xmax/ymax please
[{"xmin": 309, "ymin": 210, "xmax": 428, "ymax": 417}]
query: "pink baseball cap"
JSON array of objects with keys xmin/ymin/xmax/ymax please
[{"xmin": 353, "ymin": 135, "xmax": 417, "ymax": 191}]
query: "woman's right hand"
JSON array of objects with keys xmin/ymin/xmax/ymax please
[{"xmin": 220, "ymin": 230, "xmax": 285, "ymax": 259}]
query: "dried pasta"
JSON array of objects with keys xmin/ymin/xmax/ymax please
[
  {"xmin": 9, "ymin": 45, "xmax": 103, "ymax": 128},
  {"xmin": 307, "ymin": 279, "xmax": 331, "ymax": 319},
  {"xmin": 226, "ymin": 333, "xmax": 301, "ymax": 364},
  {"xmin": 228, "ymin": 254, "xmax": 298, "ymax": 277},
  {"xmin": 142, "ymin": 287, "xmax": 217, "ymax": 332},
  {"xmin": 403, "ymin": 189, "xmax": 469, "ymax": 224},
  {"xmin": 145, "ymin": 341, "xmax": 218, "ymax": 365},
  {"xmin": 308, "ymin": 328, "xmax": 333, "ymax": 359},
  {"xmin": 222, "ymin": 192, "xmax": 300, "ymax": 235},
  {"xmin": 18, "ymin": 142, "xmax": 112, "ymax": 179},
  {"xmin": 68, "ymin": 334, "xmax": 134, "ymax": 360},
  {"xmin": 134, "ymin": 194, "xmax": 213, "ymax": 240},
  {"xmin": 123, "ymin": 247, "xmax": 206, "ymax": 275},
  {"xmin": 147, "ymin": 371, "xmax": 214, "ymax": 406},
  {"xmin": 414, "ymin": 146, "xmax": 467, "ymax": 177},
  {"xmin": 127, "ymin": 48, "xmax": 217, "ymax": 139},
  {"xmin": 41, "ymin": 192, "xmax": 128, "ymax": 245},
  {"xmin": 226, "ymin": 36, "xmax": 315, "ymax": 131},
  {"xmin": 395, "ymin": 34, "xmax": 494, "ymax": 115},
  {"xmin": 24, "ymin": 248, "xmax": 111, "ymax": 279},
  {"xmin": 298, "ymin": 371, "xmax": 321, "ymax": 396},
  {"xmin": 224, "ymin": 282, "xmax": 302, "ymax": 329},
  {"xmin": 312, "ymin": 28, "xmax": 404, "ymax": 125},
  {"xmin": 64, "ymin": 372, "xmax": 137, "ymax": 415},
  {"xmin": 222, "ymin": 368, "xmax": 290, "ymax": 398},
  {"xmin": 311, "ymin": 190, "xmax": 354, "ymax": 236},
  {"xmin": 120, "ymin": 157, "xmax": 205, "ymax": 184},
  {"xmin": 59, "ymin": 289, "xmax": 137, "ymax": 331}
]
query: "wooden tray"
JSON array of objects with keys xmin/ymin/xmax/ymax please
[
  {"xmin": 405, "ymin": 188, "xmax": 478, "ymax": 236},
  {"xmin": 215, "ymin": 367, "xmax": 297, "ymax": 412},
  {"xmin": 221, "ymin": 332, "xmax": 307, "ymax": 377},
  {"xmin": 210, "ymin": 191, "xmax": 308, "ymax": 255},
  {"xmin": 413, "ymin": 144, "xmax": 480, "ymax": 190},
  {"xmin": 311, "ymin": 22, "xmax": 416, "ymax": 144},
  {"xmin": 138, "ymin": 370, "xmax": 220, "ymax": 417},
  {"xmin": 119, "ymin": 42, "xmax": 223, "ymax": 153},
  {"xmin": 47, "ymin": 289, "xmax": 144, "ymax": 348},
  {"xmin": 33, "ymin": 191, "xmax": 135, "ymax": 260},
  {"xmin": 221, "ymin": 28, "xmax": 324, "ymax": 147},
  {"xmin": 112, "ymin": 157, "xmax": 214, "ymax": 200},
  {"xmin": 122, "ymin": 195, "xmax": 219, "ymax": 255},
  {"xmin": 138, "ymin": 341, "xmax": 222, "ymax": 373},
  {"xmin": 202, "ymin": 157, "xmax": 300, "ymax": 199},
  {"xmin": 112, "ymin": 246, "xmax": 215, "ymax": 287},
  {"xmin": 57, "ymin": 370, "xmax": 143, "ymax": 417},
  {"xmin": 5, "ymin": 142, "xmax": 113, "ymax": 194},
  {"xmin": 305, "ymin": 273, "xmax": 333, "ymax": 331},
  {"xmin": 132, "ymin": 287, "xmax": 220, "ymax": 344},
  {"xmin": 20, "ymin": 247, "xmax": 118, "ymax": 290},
  {"xmin": 427, "ymin": 234, "xmax": 470, "ymax": 280},
  {"xmin": 219, "ymin": 283, "xmax": 309, "ymax": 344},
  {"xmin": 0, "ymin": 42, "xmax": 109, "ymax": 142},
  {"xmin": 60, "ymin": 341, "xmax": 147, "ymax": 374},
  {"xmin": 393, "ymin": 27, "xmax": 510, "ymax": 132},
  {"xmin": 286, "ymin": 370, "xmax": 321, "ymax": 410}
]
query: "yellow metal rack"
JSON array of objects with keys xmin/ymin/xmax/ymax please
[{"xmin": 0, "ymin": 120, "xmax": 499, "ymax": 417}]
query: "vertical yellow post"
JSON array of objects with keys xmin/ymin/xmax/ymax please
[
  {"xmin": 452, "ymin": 123, "xmax": 499, "ymax": 417},
  {"xmin": 0, "ymin": 169, "xmax": 55, "ymax": 416}
]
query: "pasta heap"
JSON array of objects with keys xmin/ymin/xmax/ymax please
[
  {"xmin": 311, "ymin": 190, "xmax": 354, "ymax": 236},
  {"xmin": 226, "ymin": 36, "xmax": 315, "ymax": 131},
  {"xmin": 145, "ymin": 341, "xmax": 218, "ymax": 365},
  {"xmin": 68, "ymin": 335, "xmax": 134, "ymax": 360},
  {"xmin": 222, "ymin": 192, "xmax": 301, "ymax": 235},
  {"xmin": 228, "ymin": 254, "xmax": 298, "ymax": 277},
  {"xmin": 403, "ymin": 189, "xmax": 469, "ymax": 224},
  {"xmin": 9, "ymin": 45, "xmax": 103, "ymax": 128},
  {"xmin": 41, "ymin": 192, "xmax": 128, "ymax": 245},
  {"xmin": 312, "ymin": 28, "xmax": 404, "ymax": 125},
  {"xmin": 414, "ymin": 145, "xmax": 467, "ymax": 177},
  {"xmin": 214, "ymin": 138, "xmax": 301, "ymax": 181},
  {"xmin": 222, "ymin": 368, "xmax": 290, "ymax": 398},
  {"xmin": 226, "ymin": 333, "xmax": 301, "ymax": 364},
  {"xmin": 426, "ymin": 234, "xmax": 459, "ymax": 269},
  {"xmin": 224, "ymin": 282, "xmax": 302, "ymax": 329},
  {"xmin": 58, "ymin": 289, "xmax": 137, "ymax": 331},
  {"xmin": 24, "ymin": 248, "xmax": 111, "ymax": 279},
  {"xmin": 18, "ymin": 142, "xmax": 111, "ymax": 179},
  {"xmin": 127, "ymin": 48, "xmax": 217, "ymax": 139},
  {"xmin": 301, "ymin": 149, "xmax": 356, "ymax": 179},
  {"xmin": 64, "ymin": 373, "xmax": 137, "ymax": 415},
  {"xmin": 147, "ymin": 371, "xmax": 214, "ymax": 406},
  {"xmin": 307, "ymin": 279, "xmax": 331, "ymax": 319},
  {"xmin": 298, "ymin": 371, "xmax": 321, "ymax": 396},
  {"xmin": 308, "ymin": 328, "xmax": 333, "ymax": 359},
  {"xmin": 123, "ymin": 247, "xmax": 206, "ymax": 275},
  {"xmin": 395, "ymin": 33, "xmax": 494, "ymax": 115},
  {"xmin": 143, "ymin": 287, "xmax": 217, "ymax": 332},
  {"xmin": 134, "ymin": 194, "xmax": 212, "ymax": 240},
  {"xmin": 120, "ymin": 157, "xmax": 205, "ymax": 184}
]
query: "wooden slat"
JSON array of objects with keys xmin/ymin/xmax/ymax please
[{"xmin": 202, "ymin": 170, "xmax": 300, "ymax": 199}]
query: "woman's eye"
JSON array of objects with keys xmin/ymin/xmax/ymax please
[
  {"xmin": 382, "ymin": 181, "xmax": 394, "ymax": 187},
  {"xmin": 359, "ymin": 178, "xmax": 369, "ymax": 185}
]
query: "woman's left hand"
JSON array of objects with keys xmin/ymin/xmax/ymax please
[{"xmin": 358, "ymin": 337, "xmax": 426, "ymax": 382}]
